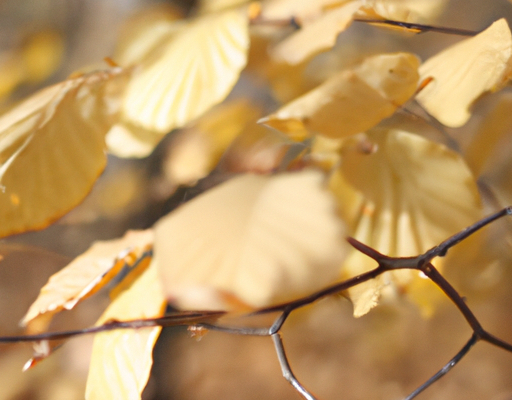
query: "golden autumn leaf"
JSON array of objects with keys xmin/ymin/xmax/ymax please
[
  {"xmin": 162, "ymin": 100, "xmax": 260, "ymax": 186},
  {"xmin": 332, "ymin": 129, "xmax": 482, "ymax": 316},
  {"xmin": 122, "ymin": 8, "xmax": 250, "ymax": 134},
  {"xmin": 85, "ymin": 259, "xmax": 166, "ymax": 400},
  {"xmin": 267, "ymin": 1, "xmax": 362, "ymax": 65},
  {"xmin": 416, "ymin": 18, "xmax": 512, "ymax": 127},
  {"xmin": 113, "ymin": 4, "xmax": 184, "ymax": 67},
  {"xmin": 260, "ymin": 52, "xmax": 419, "ymax": 139},
  {"xmin": 154, "ymin": 170, "xmax": 347, "ymax": 310},
  {"xmin": 21, "ymin": 229, "xmax": 154, "ymax": 334},
  {"xmin": 463, "ymin": 92, "xmax": 512, "ymax": 177},
  {"xmin": 0, "ymin": 68, "xmax": 129, "ymax": 238},
  {"xmin": 358, "ymin": 0, "xmax": 446, "ymax": 23}
]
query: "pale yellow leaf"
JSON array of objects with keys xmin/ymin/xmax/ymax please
[
  {"xmin": 21, "ymin": 229, "xmax": 154, "ymax": 334},
  {"xmin": 269, "ymin": 1, "xmax": 362, "ymax": 65},
  {"xmin": 332, "ymin": 129, "xmax": 482, "ymax": 316},
  {"xmin": 163, "ymin": 100, "xmax": 260, "ymax": 185},
  {"xmin": 260, "ymin": 52, "xmax": 419, "ymax": 139},
  {"xmin": 106, "ymin": 121, "xmax": 164, "ymax": 158},
  {"xmin": 86, "ymin": 259, "xmax": 166, "ymax": 400},
  {"xmin": 113, "ymin": 4, "xmax": 184, "ymax": 67},
  {"xmin": 416, "ymin": 18, "xmax": 512, "ymax": 127},
  {"xmin": 154, "ymin": 170, "xmax": 347, "ymax": 309},
  {"xmin": 359, "ymin": 0, "xmax": 446, "ymax": 23},
  {"xmin": 0, "ymin": 68, "xmax": 129, "ymax": 238},
  {"xmin": 463, "ymin": 92, "xmax": 512, "ymax": 177},
  {"xmin": 122, "ymin": 8, "xmax": 250, "ymax": 133}
]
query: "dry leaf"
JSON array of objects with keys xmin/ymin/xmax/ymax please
[
  {"xmin": 332, "ymin": 129, "xmax": 482, "ymax": 316},
  {"xmin": 113, "ymin": 4, "xmax": 184, "ymax": 67},
  {"xmin": 21, "ymin": 229, "xmax": 154, "ymax": 334},
  {"xmin": 358, "ymin": 0, "xmax": 446, "ymax": 23},
  {"xmin": 268, "ymin": 1, "xmax": 362, "ymax": 65},
  {"xmin": 122, "ymin": 8, "xmax": 250, "ymax": 133},
  {"xmin": 0, "ymin": 68, "xmax": 128, "ymax": 238},
  {"xmin": 85, "ymin": 259, "xmax": 166, "ymax": 400},
  {"xmin": 154, "ymin": 170, "xmax": 347, "ymax": 310},
  {"xmin": 463, "ymin": 92, "xmax": 512, "ymax": 177},
  {"xmin": 163, "ymin": 100, "xmax": 260, "ymax": 185},
  {"xmin": 260, "ymin": 52, "xmax": 419, "ymax": 139},
  {"xmin": 416, "ymin": 18, "xmax": 512, "ymax": 127}
]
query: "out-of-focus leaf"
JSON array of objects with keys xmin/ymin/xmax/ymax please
[
  {"xmin": 267, "ymin": 1, "xmax": 362, "ymax": 65},
  {"xmin": 113, "ymin": 4, "xmax": 184, "ymax": 67},
  {"xmin": 0, "ymin": 68, "xmax": 129, "ymax": 238},
  {"xmin": 260, "ymin": 52, "xmax": 419, "ymax": 139},
  {"xmin": 358, "ymin": 0, "xmax": 446, "ymax": 23},
  {"xmin": 331, "ymin": 129, "xmax": 482, "ymax": 316},
  {"xmin": 122, "ymin": 8, "xmax": 250, "ymax": 133},
  {"xmin": 85, "ymin": 259, "xmax": 166, "ymax": 400},
  {"xmin": 416, "ymin": 18, "xmax": 512, "ymax": 127},
  {"xmin": 162, "ymin": 100, "xmax": 260, "ymax": 186},
  {"xmin": 21, "ymin": 230, "xmax": 154, "ymax": 334},
  {"xmin": 216, "ymin": 124, "xmax": 294, "ymax": 174},
  {"xmin": 463, "ymin": 92, "xmax": 512, "ymax": 177},
  {"xmin": 154, "ymin": 170, "xmax": 347, "ymax": 310},
  {"xmin": 21, "ymin": 29, "xmax": 65, "ymax": 84},
  {"xmin": 106, "ymin": 121, "xmax": 163, "ymax": 158}
]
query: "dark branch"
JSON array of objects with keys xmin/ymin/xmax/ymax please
[
  {"xmin": 404, "ymin": 333, "xmax": 479, "ymax": 400},
  {"xmin": 354, "ymin": 18, "xmax": 480, "ymax": 36}
]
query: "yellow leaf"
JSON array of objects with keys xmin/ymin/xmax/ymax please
[
  {"xmin": 21, "ymin": 29, "xmax": 65, "ymax": 84},
  {"xmin": 106, "ymin": 121, "xmax": 164, "ymax": 158},
  {"xmin": 332, "ymin": 130, "xmax": 482, "ymax": 316},
  {"xmin": 0, "ymin": 68, "xmax": 128, "ymax": 238},
  {"xmin": 260, "ymin": 52, "xmax": 419, "ymax": 139},
  {"xmin": 217, "ymin": 124, "xmax": 293, "ymax": 174},
  {"xmin": 154, "ymin": 170, "xmax": 347, "ymax": 310},
  {"xmin": 21, "ymin": 229, "xmax": 154, "ymax": 334},
  {"xmin": 85, "ymin": 259, "xmax": 166, "ymax": 400},
  {"xmin": 122, "ymin": 8, "xmax": 250, "ymax": 133},
  {"xmin": 359, "ymin": 0, "xmax": 446, "ymax": 23},
  {"xmin": 416, "ymin": 18, "xmax": 512, "ymax": 127},
  {"xmin": 162, "ymin": 100, "xmax": 260, "ymax": 185},
  {"xmin": 463, "ymin": 92, "xmax": 512, "ymax": 177},
  {"xmin": 113, "ymin": 4, "xmax": 184, "ymax": 67},
  {"xmin": 268, "ymin": 1, "xmax": 362, "ymax": 65}
]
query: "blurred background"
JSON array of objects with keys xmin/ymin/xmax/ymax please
[{"xmin": 1, "ymin": 0, "xmax": 512, "ymax": 399}]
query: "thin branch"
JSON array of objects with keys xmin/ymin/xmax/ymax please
[
  {"xmin": 0, "ymin": 311, "xmax": 225, "ymax": 343},
  {"xmin": 420, "ymin": 262, "xmax": 482, "ymax": 333},
  {"xmin": 404, "ymin": 333, "xmax": 479, "ymax": 400},
  {"xmin": 272, "ymin": 333, "xmax": 318, "ymax": 400},
  {"xmin": 353, "ymin": 18, "xmax": 479, "ymax": 36},
  {"xmin": 423, "ymin": 207, "xmax": 512, "ymax": 261}
]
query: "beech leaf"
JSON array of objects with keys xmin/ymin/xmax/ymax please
[
  {"xmin": 122, "ymin": 8, "xmax": 250, "ymax": 133},
  {"xmin": 416, "ymin": 18, "xmax": 512, "ymax": 127},
  {"xmin": 332, "ymin": 129, "xmax": 482, "ymax": 316},
  {"xmin": 0, "ymin": 68, "xmax": 128, "ymax": 238},
  {"xmin": 268, "ymin": 1, "xmax": 362, "ymax": 65},
  {"xmin": 85, "ymin": 259, "xmax": 166, "ymax": 400},
  {"xmin": 21, "ymin": 229, "xmax": 154, "ymax": 334},
  {"xmin": 260, "ymin": 52, "xmax": 419, "ymax": 139},
  {"xmin": 154, "ymin": 170, "xmax": 347, "ymax": 310}
]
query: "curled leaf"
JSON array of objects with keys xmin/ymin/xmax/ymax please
[
  {"xmin": 0, "ymin": 68, "xmax": 128, "ymax": 238},
  {"xmin": 85, "ymin": 259, "xmax": 166, "ymax": 400},
  {"xmin": 332, "ymin": 129, "xmax": 482, "ymax": 316},
  {"xmin": 260, "ymin": 52, "xmax": 419, "ymax": 139},
  {"xmin": 21, "ymin": 229, "xmax": 154, "ymax": 334},
  {"xmin": 416, "ymin": 18, "xmax": 512, "ymax": 127},
  {"xmin": 122, "ymin": 8, "xmax": 250, "ymax": 133},
  {"xmin": 155, "ymin": 170, "xmax": 347, "ymax": 310}
]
